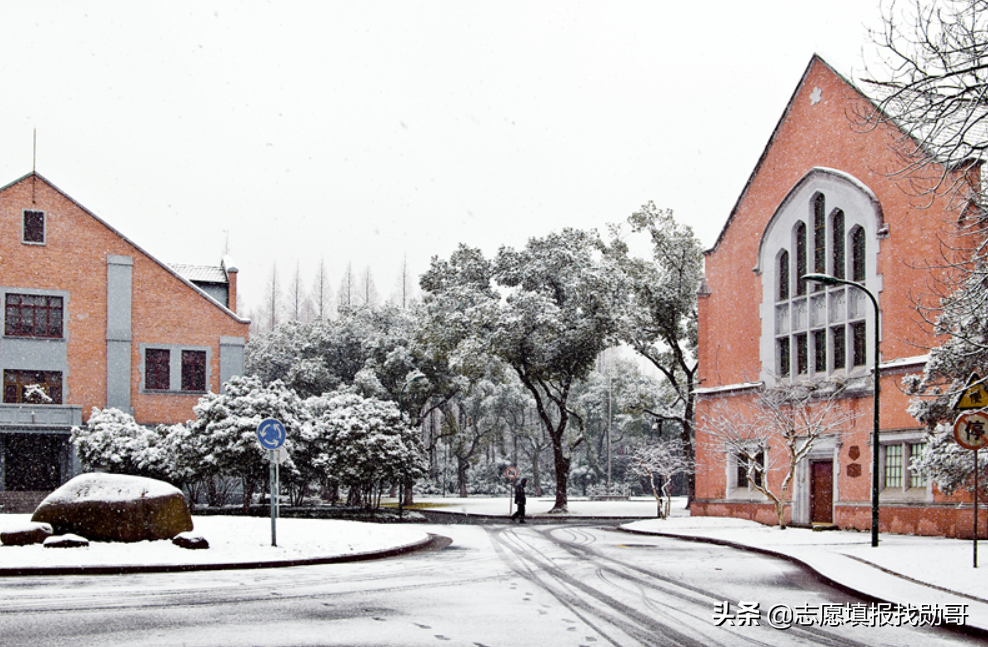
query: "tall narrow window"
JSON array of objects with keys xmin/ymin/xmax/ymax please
[
  {"xmin": 736, "ymin": 450, "xmax": 765, "ymax": 488},
  {"xmin": 832, "ymin": 326, "xmax": 846, "ymax": 370},
  {"xmin": 814, "ymin": 194, "xmax": 826, "ymax": 276},
  {"xmin": 777, "ymin": 250, "xmax": 790, "ymax": 300},
  {"xmin": 22, "ymin": 210, "xmax": 45, "ymax": 244},
  {"xmin": 796, "ymin": 333, "xmax": 808, "ymax": 375},
  {"xmin": 813, "ymin": 329, "xmax": 827, "ymax": 373},
  {"xmin": 885, "ymin": 444, "xmax": 903, "ymax": 489},
  {"xmin": 908, "ymin": 442, "xmax": 927, "ymax": 488},
  {"xmin": 832, "ymin": 209, "xmax": 845, "ymax": 279},
  {"xmin": 145, "ymin": 349, "xmax": 171, "ymax": 390},
  {"xmin": 851, "ymin": 226, "xmax": 866, "ymax": 283},
  {"xmin": 795, "ymin": 222, "xmax": 808, "ymax": 296},
  {"xmin": 181, "ymin": 350, "xmax": 207, "ymax": 392},
  {"xmin": 777, "ymin": 338, "xmax": 791, "ymax": 377},
  {"xmin": 851, "ymin": 321, "xmax": 867, "ymax": 367}
]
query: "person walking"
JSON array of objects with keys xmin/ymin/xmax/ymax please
[{"xmin": 511, "ymin": 478, "xmax": 528, "ymax": 524}]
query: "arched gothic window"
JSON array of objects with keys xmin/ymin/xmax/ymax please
[{"xmin": 760, "ymin": 171, "xmax": 881, "ymax": 383}]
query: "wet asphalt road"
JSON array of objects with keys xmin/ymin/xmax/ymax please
[{"xmin": 0, "ymin": 523, "xmax": 982, "ymax": 647}]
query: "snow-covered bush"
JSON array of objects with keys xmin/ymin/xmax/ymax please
[
  {"xmin": 189, "ymin": 375, "xmax": 309, "ymax": 513},
  {"xmin": 71, "ymin": 407, "xmax": 170, "ymax": 481},
  {"xmin": 308, "ymin": 390, "xmax": 427, "ymax": 507}
]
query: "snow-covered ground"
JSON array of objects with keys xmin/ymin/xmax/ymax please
[
  {"xmin": 0, "ymin": 514, "xmax": 430, "ymax": 570},
  {"xmin": 3, "ymin": 494, "xmax": 987, "ymax": 634}
]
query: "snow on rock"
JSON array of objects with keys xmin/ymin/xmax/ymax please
[
  {"xmin": 31, "ymin": 473, "xmax": 193, "ymax": 543},
  {"xmin": 0, "ymin": 521, "xmax": 52, "ymax": 546},
  {"xmin": 172, "ymin": 531, "xmax": 209, "ymax": 550},
  {"xmin": 43, "ymin": 533, "xmax": 89, "ymax": 549}
]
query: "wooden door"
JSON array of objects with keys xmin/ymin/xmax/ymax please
[{"xmin": 810, "ymin": 461, "xmax": 834, "ymax": 524}]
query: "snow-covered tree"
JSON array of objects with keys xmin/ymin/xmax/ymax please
[
  {"xmin": 866, "ymin": 0, "xmax": 988, "ymax": 429},
  {"xmin": 911, "ymin": 422, "xmax": 988, "ymax": 497},
  {"xmin": 421, "ymin": 230, "xmax": 623, "ymax": 512},
  {"xmin": 71, "ymin": 408, "xmax": 170, "ymax": 482},
  {"xmin": 309, "ymin": 390, "xmax": 427, "ymax": 507},
  {"xmin": 701, "ymin": 382, "xmax": 859, "ymax": 529},
  {"xmin": 603, "ymin": 202, "xmax": 703, "ymax": 504},
  {"xmin": 189, "ymin": 375, "xmax": 309, "ymax": 513},
  {"xmin": 864, "ymin": 0, "xmax": 988, "ymax": 210},
  {"xmin": 630, "ymin": 437, "xmax": 692, "ymax": 519}
]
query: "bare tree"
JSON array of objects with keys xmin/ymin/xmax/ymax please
[
  {"xmin": 630, "ymin": 438, "xmax": 692, "ymax": 519},
  {"xmin": 864, "ymin": 0, "xmax": 988, "ymax": 423},
  {"xmin": 391, "ymin": 254, "xmax": 415, "ymax": 308},
  {"xmin": 701, "ymin": 382, "xmax": 859, "ymax": 529},
  {"xmin": 863, "ymin": 0, "xmax": 988, "ymax": 209},
  {"xmin": 360, "ymin": 266, "xmax": 379, "ymax": 306},
  {"xmin": 264, "ymin": 263, "xmax": 282, "ymax": 333},
  {"xmin": 311, "ymin": 258, "xmax": 333, "ymax": 320},
  {"xmin": 338, "ymin": 262, "xmax": 355, "ymax": 310},
  {"xmin": 287, "ymin": 262, "xmax": 306, "ymax": 323}
]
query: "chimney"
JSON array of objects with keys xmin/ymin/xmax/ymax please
[{"xmin": 223, "ymin": 256, "xmax": 239, "ymax": 313}]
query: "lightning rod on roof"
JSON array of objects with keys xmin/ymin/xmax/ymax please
[{"xmin": 32, "ymin": 128, "xmax": 37, "ymax": 204}]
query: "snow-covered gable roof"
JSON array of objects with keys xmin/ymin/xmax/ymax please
[
  {"xmin": 0, "ymin": 172, "xmax": 249, "ymax": 324},
  {"xmin": 171, "ymin": 263, "xmax": 228, "ymax": 285}
]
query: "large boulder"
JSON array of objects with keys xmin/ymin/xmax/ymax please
[{"xmin": 32, "ymin": 473, "xmax": 193, "ymax": 542}]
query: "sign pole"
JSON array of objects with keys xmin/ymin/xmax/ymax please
[
  {"xmin": 953, "ymin": 410, "xmax": 988, "ymax": 568},
  {"xmin": 257, "ymin": 418, "xmax": 287, "ymax": 549},
  {"xmin": 270, "ymin": 451, "xmax": 277, "ymax": 547}
]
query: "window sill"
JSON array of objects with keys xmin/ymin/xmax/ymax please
[
  {"xmin": 3, "ymin": 335, "xmax": 65, "ymax": 341},
  {"xmin": 726, "ymin": 488, "xmax": 769, "ymax": 502},
  {"xmin": 142, "ymin": 389, "xmax": 207, "ymax": 396},
  {"xmin": 879, "ymin": 488, "xmax": 930, "ymax": 502}
]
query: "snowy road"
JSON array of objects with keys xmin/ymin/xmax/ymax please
[{"xmin": 0, "ymin": 523, "xmax": 981, "ymax": 646}]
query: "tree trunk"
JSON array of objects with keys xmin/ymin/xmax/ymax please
[
  {"xmin": 457, "ymin": 455, "xmax": 469, "ymax": 497},
  {"xmin": 531, "ymin": 448, "xmax": 542, "ymax": 496},
  {"xmin": 550, "ymin": 436, "xmax": 571, "ymax": 512}
]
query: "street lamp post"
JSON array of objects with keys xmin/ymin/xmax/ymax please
[{"xmin": 802, "ymin": 273, "xmax": 881, "ymax": 548}]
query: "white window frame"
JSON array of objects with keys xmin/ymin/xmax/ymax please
[
  {"xmin": 756, "ymin": 168, "xmax": 885, "ymax": 385},
  {"xmin": 726, "ymin": 444, "xmax": 768, "ymax": 500}
]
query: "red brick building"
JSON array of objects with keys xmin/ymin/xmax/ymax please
[
  {"xmin": 694, "ymin": 56, "xmax": 982, "ymax": 538},
  {"xmin": 0, "ymin": 172, "xmax": 249, "ymax": 510}
]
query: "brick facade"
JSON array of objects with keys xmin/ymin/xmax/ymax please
[
  {"xmin": 0, "ymin": 172, "xmax": 249, "ymax": 504},
  {"xmin": 694, "ymin": 56, "xmax": 984, "ymax": 538}
]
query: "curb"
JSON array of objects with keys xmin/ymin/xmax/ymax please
[
  {"xmin": 0, "ymin": 533, "xmax": 448, "ymax": 577},
  {"xmin": 617, "ymin": 526, "xmax": 988, "ymax": 640}
]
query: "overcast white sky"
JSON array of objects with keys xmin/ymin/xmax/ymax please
[{"xmin": 0, "ymin": 1, "xmax": 892, "ymax": 317}]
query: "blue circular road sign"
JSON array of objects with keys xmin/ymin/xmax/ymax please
[{"xmin": 256, "ymin": 418, "xmax": 287, "ymax": 450}]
